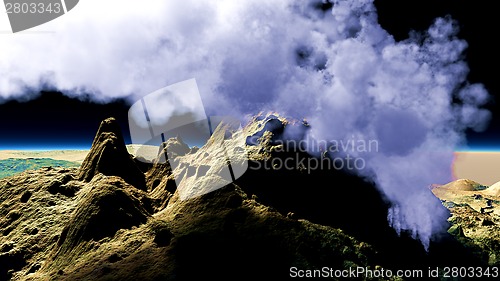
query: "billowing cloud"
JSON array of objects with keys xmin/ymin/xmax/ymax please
[{"xmin": 0, "ymin": 0, "xmax": 490, "ymax": 248}]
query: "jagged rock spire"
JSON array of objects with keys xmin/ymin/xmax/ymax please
[{"xmin": 78, "ymin": 117, "xmax": 146, "ymax": 190}]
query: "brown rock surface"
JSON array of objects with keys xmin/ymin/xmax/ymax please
[
  {"xmin": 77, "ymin": 118, "xmax": 146, "ymax": 190},
  {"xmin": 0, "ymin": 115, "xmax": 489, "ymax": 280},
  {"xmin": 433, "ymin": 179, "xmax": 500, "ymax": 265}
]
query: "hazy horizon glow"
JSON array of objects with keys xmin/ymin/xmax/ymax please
[
  {"xmin": 0, "ymin": 144, "xmax": 91, "ymax": 151},
  {"xmin": 455, "ymin": 147, "xmax": 500, "ymax": 153},
  {"xmin": 452, "ymin": 150, "xmax": 500, "ymax": 186}
]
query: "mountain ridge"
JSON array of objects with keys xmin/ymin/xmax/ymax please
[{"xmin": 0, "ymin": 115, "xmax": 491, "ymax": 280}]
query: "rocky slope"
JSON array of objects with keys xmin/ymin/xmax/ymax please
[
  {"xmin": 0, "ymin": 116, "xmax": 489, "ymax": 280},
  {"xmin": 432, "ymin": 179, "xmax": 500, "ymax": 265}
]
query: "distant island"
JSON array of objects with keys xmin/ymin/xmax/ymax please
[
  {"xmin": 0, "ymin": 146, "xmax": 156, "ymax": 179},
  {"xmin": 0, "ymin": 158, "xmax": 80, "ymax": 179}
]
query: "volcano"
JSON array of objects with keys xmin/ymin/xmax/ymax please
[{"xmin": 0, "ymin": 115, "xmax": 491, "ymax": 280}]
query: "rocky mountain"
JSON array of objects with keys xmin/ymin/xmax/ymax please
[
  {"xmin": 432, "ymin": 179, "xmax": 500, "ymax": 265},
  {"xmin": 0, "ymin": 116, "xmax": 491, "ymax": 280},
  {"xmin": 77, "ymin": 117, "xmax": 146, "ymax": 191}
]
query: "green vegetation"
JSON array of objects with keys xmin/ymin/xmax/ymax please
[
  {"xmin": 0, "ymin": 158, "xmax": 79, "ymax": 179},
  {"xmin": 475, "ymin": 184, "xmax": 489, "ymax": 191}
]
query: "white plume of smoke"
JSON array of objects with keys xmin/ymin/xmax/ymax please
[{"xmin": 0, "ymin": 0, "xmax": 490, "ymax": 248}]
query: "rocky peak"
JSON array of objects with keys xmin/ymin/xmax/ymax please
[
  {"xmin": 156, "ymin": 136, "xmax": 191, "ymax": 164},
  {"xmin": 77, "ymin": 117, "xmax": 146, "ymax": 190}
]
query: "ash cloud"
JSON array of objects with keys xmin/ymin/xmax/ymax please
[{"xmin": 0, "ymin": 0, "xmax": 490, "ymax": 248}]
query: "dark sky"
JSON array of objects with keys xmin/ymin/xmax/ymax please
[
  {"xmin": 0, "ymin": 0, "xmax": 497, "ymax": 150},
  {"xmin": 0, "ymin": 92, "xmax": 131, "ymax": 150}
]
